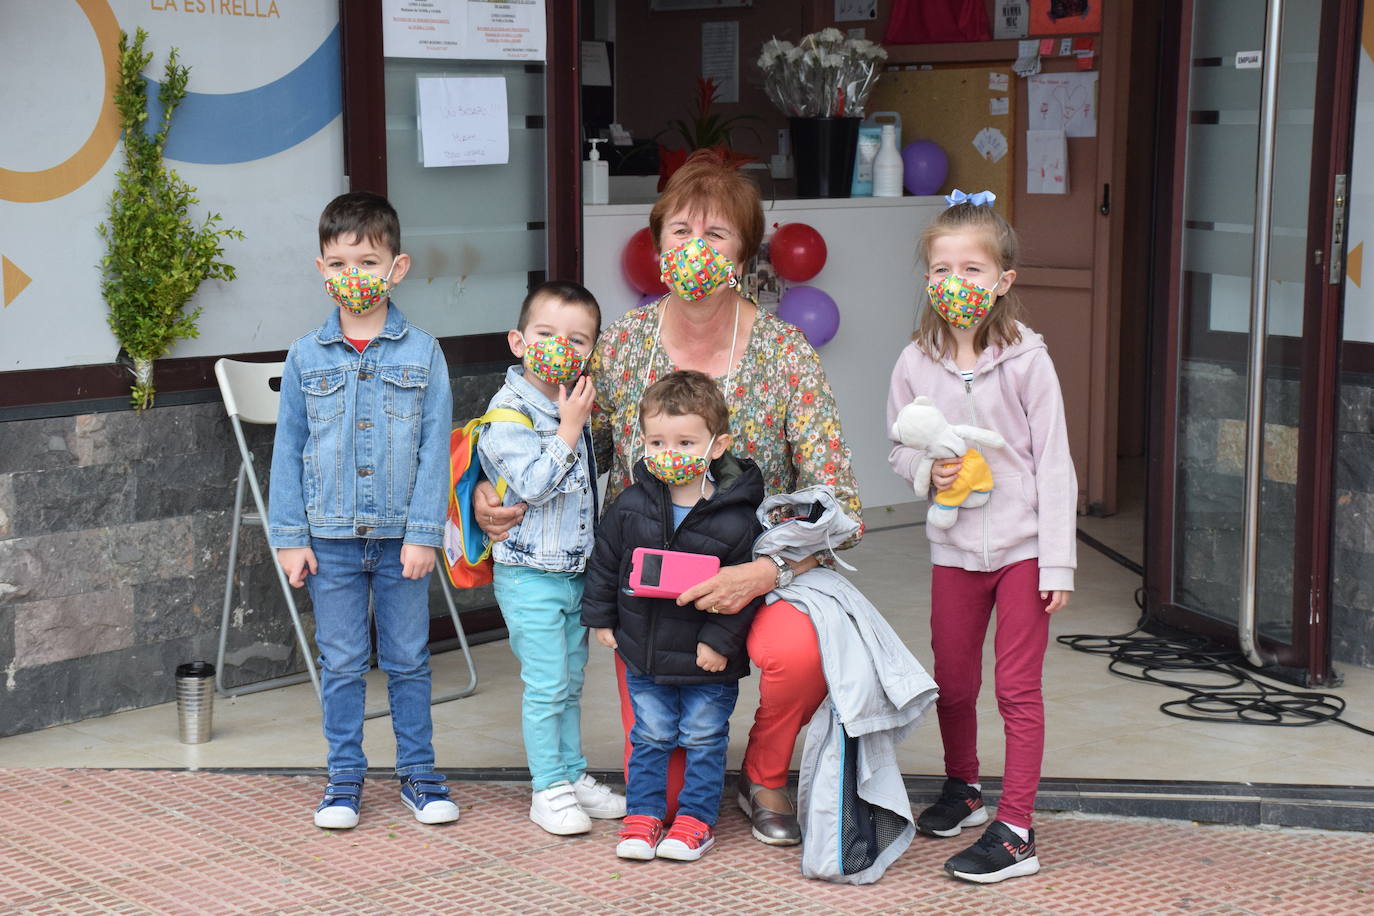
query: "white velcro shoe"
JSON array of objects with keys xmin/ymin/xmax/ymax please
[
  {"xmin": 571, "ymin": 773, "xmax": 627, "ymax": 819},
  {"xmin": 530, "ymin": 783, "xmax": 592, "ymax": 836}
]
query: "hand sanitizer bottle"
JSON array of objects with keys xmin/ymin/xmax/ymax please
[
  {"xmin": 583, "ymin": 139, "xmax": 609, "ymax": 205},
  {"xmin": 872, "ymin": 124, "xmax": 904, "ymax": 198}
]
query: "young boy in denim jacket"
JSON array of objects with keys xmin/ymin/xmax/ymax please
[
  {"xmin": 476, "ymin": 280, "xmax": 627, "ymax": 836},
  {"xmin": 268, "ymin": 192, "xmax": 458, "ymax": 830}
]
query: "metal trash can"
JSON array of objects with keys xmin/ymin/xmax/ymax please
[{"xmin": 175, "ymin": 661, "xmax": 215, "ymax": 744}]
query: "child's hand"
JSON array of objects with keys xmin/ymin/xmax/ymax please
[
  {"xmin": 593, "ymin": 627, "xmax": 618, "ymax": 649},
  {"xmin": 557, "ymin": 376, "xmax": 597, "ymax": 437},
  {"xmin": 400, "ymin": 544, "xmax": 436, "ymax": 580},
  {"xmin": 277, "ymin": 547, "xmax": 317, "ymax": 588},
  {"xmin": 696, "ymin": 642, "xmax": 727, "ymax": 673},
  {"xmin": 932, "ymin": 458, "xmax": 963, "ymax": 491},
  {"xmin": 1041, "ymin": 590, "xmax": 1070, "ymax": 614}
]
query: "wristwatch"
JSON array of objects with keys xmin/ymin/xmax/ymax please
[{"xmin": 767, "ymin": 554, "xmax": 795, "ymax": 589}]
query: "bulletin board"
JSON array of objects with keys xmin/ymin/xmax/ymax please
[{"xmin": 869, "ymin": 65, "xmax": 1016, "ymax": 221}]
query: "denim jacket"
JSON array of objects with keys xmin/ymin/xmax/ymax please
[
  {"xmin": 475, "ymin": 365, "xmax": 597, "ymax": 572},
  {"xmin": 268, "ymin": 303, "xmax": 452, "ymax": 549}
]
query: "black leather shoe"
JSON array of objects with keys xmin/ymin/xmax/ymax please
[{"xmin": 736, "ymin": 780, "xmax": 801, "ymax": 846}]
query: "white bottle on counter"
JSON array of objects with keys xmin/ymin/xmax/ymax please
[
  {"xmin": 583, "ymin": 138, "xmax": 609, "ymax": 205},
  {"xmin": 872, "ymin": 124, "xmax": 903, "ymax": 198}
]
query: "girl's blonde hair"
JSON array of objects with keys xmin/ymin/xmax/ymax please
[{"xmin": 914, "ymin": 202, "xmax": 1024, "ymax": 358}]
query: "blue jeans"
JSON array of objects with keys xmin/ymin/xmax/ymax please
[
  {"xmin": 492, "ymin": 563, "xmax": 589, "ymax": 790},
  {"xmin": 624, "ymin": 673, "xmax": 738, "ymax": 825},
  {"xmin": 306, "ymin": 537, "xmax": 436, "ymax": 779}
]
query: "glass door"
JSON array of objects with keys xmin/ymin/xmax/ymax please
[{"xmin": 1147, "ymin": 0, "xmax": 1358, "ymax": 683}]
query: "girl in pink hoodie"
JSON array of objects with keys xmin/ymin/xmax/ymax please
[{"xmin": 886, "ymin": 192, "xmax": 1077, "ymax": 885}]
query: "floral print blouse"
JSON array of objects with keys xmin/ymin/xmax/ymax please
[{"xmin": 587, "ymin": 299, "xmax": 864, "ymax": 549}]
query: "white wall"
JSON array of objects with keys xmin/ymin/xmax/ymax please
[{"xmin": 584, "ymin": 196, "xmax": 946, "ymax": 510}]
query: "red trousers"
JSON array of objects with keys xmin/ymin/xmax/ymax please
[
  {"xmin": 930, "ymin": 559, "xmax": 1049, "ymax": 830},
  {"xmin": 615, "ymin": 599, "xmax": 827, "ymax": 817}
]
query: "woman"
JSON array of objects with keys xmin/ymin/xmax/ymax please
[{"xmin": 477, "ymin": 149, "xmax": 863, "ymax": 846}]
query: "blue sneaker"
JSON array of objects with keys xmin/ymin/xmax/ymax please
[
  {"xmin": 400, "ymin": 773, "xmax": 460, "ymax": 824},
  {"xmin": 314, "ymin": 779, "xmax": 363, "ymax": 829}
]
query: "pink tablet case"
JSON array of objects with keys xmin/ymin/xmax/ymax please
[{"xmin": 628, "ymin": 548, "xmax": 721, "ymax": 599}]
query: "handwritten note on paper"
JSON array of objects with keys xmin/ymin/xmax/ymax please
[
  {"xmin": 417, "ymin": 76, "xmax": 509, "ymax": 168},
  {"xmin": 1027, "ymin": 72, "xmax": 1098, "ymax": 138},
  {"xmin": 1026, "ymin": 129, "xmax": 1068, "ymax": 194},
  {"xmin": 972, "ymin": 127, "xmax": 1009, "ymax": 163}
]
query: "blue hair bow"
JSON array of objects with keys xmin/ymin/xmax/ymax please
[{"xmin": 945, "ymin": 189, "xmax": 996, "ymax": 209}]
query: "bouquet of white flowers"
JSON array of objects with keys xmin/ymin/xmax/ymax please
[{"xmin": 757, "ymin": 29, "xmax": 888, "ymax": 119}]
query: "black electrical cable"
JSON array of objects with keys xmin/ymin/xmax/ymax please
[{"xmin": 1062, "ymin": 530, "xmax": 1374, "ymax": 738}]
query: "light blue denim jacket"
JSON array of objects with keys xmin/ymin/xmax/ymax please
[
  {"xmin": 476, "ymin": 365, "xmax": 597, "ymax": 572},
  {"xmin": 268, "ymin": 303, "xmax": 452, "ymax": 549}
]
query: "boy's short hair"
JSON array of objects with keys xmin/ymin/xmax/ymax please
[
  {"xmin": 319, "ymin": 191, "xmax": 401, "ymax": 257},
  {"xmin": 518, "ymin": 280, "xmax": 602, "ymax": 338},
  {"xmin": 639, "ymin": 370, "xmax": 730, "ymax": 438}
]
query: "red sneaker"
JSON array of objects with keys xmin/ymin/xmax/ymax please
[
  {"xmin": 656, "ymin": 814, "xmax": 715, "ymax": 861},
  {"xmin": 615, "ymin": 814, "xmax": 664, "ymax": 860}
]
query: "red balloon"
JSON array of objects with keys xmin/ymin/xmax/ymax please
[
  {"xmin": 621, "ymin": 227, "xmax": 667, "ymax": 295},
  {"xmin": 770, "ymin": 223, "xmax": 828, "ymax": 282}
]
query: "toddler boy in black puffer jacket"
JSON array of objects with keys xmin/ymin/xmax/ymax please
[{"xmin": 583, "ymin": 370, "xmax": 764, "ymax": 862}]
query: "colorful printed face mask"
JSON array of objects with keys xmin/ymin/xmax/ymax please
[
  {"xmin": 325, "ymin": 258, "xmax": 398, "ymax": 315},
  {"xmin": 643, "ymin": 437, "xmax": 715, "ymax": 487},
  {"xmin": 521, "ymin": 334, "xmax": 587, "ymax": 385},
  {"xmin": 927, "ymin": 273, "xmax": 1000, "ymax": 331},
  {"xmin": 660, "ymin": 238, "xmax": 737, "ymax": 302}
]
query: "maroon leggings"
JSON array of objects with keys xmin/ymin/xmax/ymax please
[{"xmin": 930, "ymin": 559, "xmax": 1050, "ymax": 830}]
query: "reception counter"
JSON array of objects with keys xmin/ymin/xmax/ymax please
[{"xmin": 584, "ymin": 195, "xmax": 946, "ymax": 510}]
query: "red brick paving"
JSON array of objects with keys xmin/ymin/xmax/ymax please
[{"xmin": 1, "ymin": 769, "xmax": 1371, "ymax": 915}]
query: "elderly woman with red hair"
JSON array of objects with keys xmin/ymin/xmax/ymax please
[{"xmin": 479, "ymin": 149, "xmax": 862, "ymax": 847}]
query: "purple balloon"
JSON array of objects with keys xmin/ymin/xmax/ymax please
[
  {"xmin": 777, "ymin": 286, "xmax": 840, "ymax": 348},
  {"xmin": 901, "ymin": 141, "xmax": 949, "ymax": 196},
  {"xmin": 636, "ymin": 292, "xmax": 662, "ymax": 309}
]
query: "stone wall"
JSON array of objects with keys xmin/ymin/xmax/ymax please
[
  {"xmin": 1175, "ymin": 359, "xmax": 1374, "ymax": 668},
  {"xmin": 0, "ymin": 371, "xmax": 505, "ymax": 738}
]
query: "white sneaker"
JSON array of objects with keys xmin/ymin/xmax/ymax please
[
  {"xmin": 572, "ymin": 773, "xmax": 627, "ymax": 819},
  {"xmin": 530, "ymin": 783, "xmax": 592, "ymax": 835}
]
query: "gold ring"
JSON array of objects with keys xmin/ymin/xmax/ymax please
[{"xmin": 710, "ymin": 606, "xmax": 721, "ymax": 613}]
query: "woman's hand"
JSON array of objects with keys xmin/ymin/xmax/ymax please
[
  {"xmin": 931, "ymin": 457, "xmax": 963, "ymax": 491},
  {"xmin": 678, "ymin": 557, "xmax": 778, "ymax": 614},
  {"xmin": 474, "ymin": 479, "xmax": 526, "ymax": 541}
]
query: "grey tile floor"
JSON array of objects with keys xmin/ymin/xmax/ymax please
[{"xmin": 4, "ymin": 482, "xmax": 1372, "ymax": 787}]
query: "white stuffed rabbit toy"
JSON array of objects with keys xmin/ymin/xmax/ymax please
[{"xmin": 891, "ymin": 396, "xmax": 1006, "ymax": 529}]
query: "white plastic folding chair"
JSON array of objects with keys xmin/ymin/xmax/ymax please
[{"xmin": 213, "ymin": 358, "xmax": 479, "ymax": 713}]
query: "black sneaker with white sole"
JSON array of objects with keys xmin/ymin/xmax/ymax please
[
  {"xmin": 944, "ymin": 821, "xmax": 1040, "ymax": 884},
  {"xmin": 916, "ymin": 777, "xmax": 989, "ymax": 837}
]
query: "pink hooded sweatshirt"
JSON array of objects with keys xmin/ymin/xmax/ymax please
[{"xmin": 886, "ymin": 322, "xmax": 1077, "ymax": 592}]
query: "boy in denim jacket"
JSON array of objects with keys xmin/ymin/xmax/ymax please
[
  {"xmin": 476, "ymin": 280, "xmax": 627, "ymax": 835},
  {"xmin": 268, "ymin": 192, "xmax": 458, "ymax": 830}
]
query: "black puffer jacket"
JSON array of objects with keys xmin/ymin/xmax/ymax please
[{"xmin": 582, "ymin": 452, "xmax": 765, "ymax": 684}]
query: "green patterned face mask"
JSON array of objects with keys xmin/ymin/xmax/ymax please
[
  {"xmin": 521, "ymin": 335, "xmax": 586, "ymax": 385},
  {"xmin": 325, "ymin": 258, "xmax": 398, "ymax": 314},
  {"xmin": 660, "ymin": 238, "xmax": 737, "ymax": 302},
  {"xmin": 926, "ymin": 273, "xmax": 999, "ymax": 331},
  {"xmin": 643, "ymin": 437, "xmax": 715, "ymax": 486}
]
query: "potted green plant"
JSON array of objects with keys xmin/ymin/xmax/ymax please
[
  {"xmin": 656, "ymin": 77, "xmax": 760, "ymax": 190},
  {"xmin": 98, "ymin": 28, "xmax": 243, "ymax": 410}
]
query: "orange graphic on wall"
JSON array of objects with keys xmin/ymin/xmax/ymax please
[{"xmin": 0, "ymin": 0, "xmax": 121, "ymax": 203}]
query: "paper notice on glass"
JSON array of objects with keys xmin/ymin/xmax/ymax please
[
  {"xmin": 383, "ymin": 0, "xmax": 467, "ymax": 58},
  {"xmin": 1027, "ymin": 72, "xmax": 1098, "ymax": 138},
  {"xmin": 972, "ymin": 127, "xmax": 1009, "ymax": 163},
  {"xmin": 417, "ymin": 76, "xmax": 509, "ymax": 167},
  {"xmin": 835, "ymin": 0, "xmax": 878, "ymax": 20},
  {"xmin": 582, "ymin": 41, "xmax": 611, "ymax": 86},
  {"xmin": 990, "ymin": 97, "xmax": 1009, "ymax": 116},
  {"xmin": 1026, "ymin": 130, "xmax": 1068, "ymax": 194},
  {"xmin": 702, "ymin": 21, "xmax": 739, "ymax": 103},
  {"xmin": 1013, "ymin": 39, "xmax": 1041, "ymax": 77},
  {"xmin": 994, "ymin": 0, "xmax": 1028, "ymax": 38},
  {"xmin": 385, "ymin": 0, "xmax": 545, "ymax": 61}
]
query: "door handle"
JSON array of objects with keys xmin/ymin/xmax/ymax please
[
  {"xmin": 1330, "ymin": 173, "xmax": 1347, "ymax": 285},
  {"xmin": 1100, "ymin": 183, "xmax": 1111, "ymax": 216}
]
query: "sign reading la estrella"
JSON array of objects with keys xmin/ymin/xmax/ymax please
[{"xmin": 148, "ymin": 0, "xmax": 282, "ymax": 17}]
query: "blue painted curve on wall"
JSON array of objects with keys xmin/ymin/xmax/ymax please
[{"xmin": 143, "ymin": 24, "xmax": 341, "ymax": 165}]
